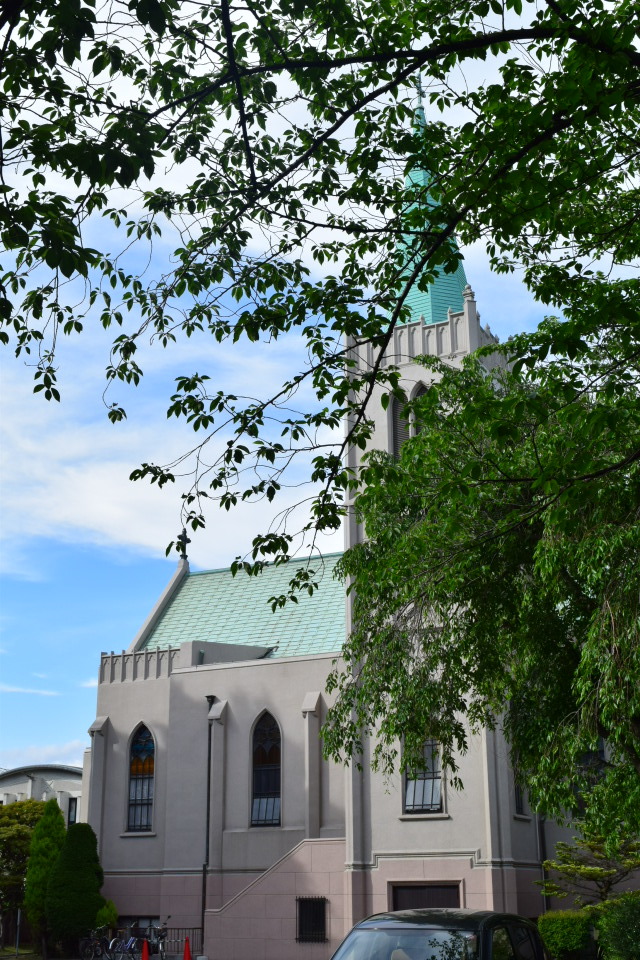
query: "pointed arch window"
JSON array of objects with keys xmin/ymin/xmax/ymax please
[
  {"xmin": 412, "ymin": 384, "xmax": 428, "ymax": 437},
  {"xmin": 391, "ymin": 395, "xmax": 410, "ymax": 458},
  {"xmin": 251, "ymin": 712, "xmax": 281, "ymax": 826},
  {"xmin": 128, "ymin": 724, "xmax": 154, "ymax": 832}
]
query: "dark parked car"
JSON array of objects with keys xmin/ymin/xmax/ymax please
[{"xmin": 330, "ymin": 909, "xmax": 552, "ymax": 960}]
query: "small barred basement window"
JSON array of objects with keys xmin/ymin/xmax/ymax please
[{"xmin": 296, "ymin": 897, "xmax": 328, "ymax": 943}]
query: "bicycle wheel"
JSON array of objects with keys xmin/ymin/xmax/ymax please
[
  {"xmin": 80, "ymin": 940, "xmax": 95, "ymax": 960},
  {"xmin": 80, "ymin": 940, "xmax": 92, "ymax": 960},
  {"xmin": 109, "ymin": 937, "xmax": 126, "ymax": 960}
]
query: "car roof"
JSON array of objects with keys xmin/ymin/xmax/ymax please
[{"xmin": 355, "ymin": 909, "xmax": 535, "ymax": 932}]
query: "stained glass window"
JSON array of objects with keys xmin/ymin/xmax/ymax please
[
  {"xmin": 251, "ymin": 712, "xmax": 281, "ymax": 826},
  {"xmin": 128, "ymin": 725, "xmax": 154, "ymax": 832}
]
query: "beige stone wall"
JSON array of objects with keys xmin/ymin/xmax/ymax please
[
  {"xmin": 92, "ymin": 648, "xmax": 346, "ymax": 929},
  {"xmin": 205, "ymin": 839, "xmax": 347, "ymax": 960}
]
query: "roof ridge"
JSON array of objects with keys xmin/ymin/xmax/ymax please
[{"xmin": 188, "ymin": 551, "xmax": 344, "ymax": 577}]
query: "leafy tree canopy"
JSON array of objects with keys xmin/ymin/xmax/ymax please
[
  {"xmin": 0, "ymin": 800, "xmax": 46, "ymax": 919},
  {"xmin": 325, "ymin": 350, "xmax": 640, "ymax": 835},
  {"xmin": 540, "ymin": 828, "xmax": 640, "ymax": 904},
  {"xmin": 1, "ymin": 0, "xmax": 639, "ymax": 586}
]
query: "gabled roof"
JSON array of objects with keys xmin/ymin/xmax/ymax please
[{"xmin": 138, "ymin": 553, "xmax": 346, "ymax": 659}]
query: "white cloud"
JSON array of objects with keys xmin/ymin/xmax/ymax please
[
  {"xmin": 0, "ymin": 330, "xmax": 344, "ymax": 578},
  {"xmin": 0, "ymin": 740, "xmax": 89, "ymax": 769},
  {"xmin": 0, "ymin": 683, "xmax": 60, "ymax": 696},
  {"xmin": 79, "ymin": 678, "xmax": 98, "ymax": 688}
]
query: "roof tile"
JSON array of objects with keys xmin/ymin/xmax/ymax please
[{"xmin": 141, "ymin": 553, "xmax": 345, "ymax": 658}]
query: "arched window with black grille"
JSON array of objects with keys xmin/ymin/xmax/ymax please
[
  {"xmin": 391, "ymin": 394, "xmax": 410, "ymax": 458},
  {"xmin": 128, "ymin": 724, "xmax": 155, "ymax": 832},
  {"xmin": 251, "ymin": 712, "xmax": 281, "ymax": 826},
  {"xmin": 412, "ymin": 383, "xmax": 428, "ymax": 436}
]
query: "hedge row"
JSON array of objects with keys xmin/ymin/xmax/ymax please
[{"xmin": 537, "ymin": 893, "xmax": 640, "ymax": 960}]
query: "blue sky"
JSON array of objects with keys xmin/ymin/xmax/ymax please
[{"xmin": 0, "ymin": 237, "xmax": 545, "ymax": 772}]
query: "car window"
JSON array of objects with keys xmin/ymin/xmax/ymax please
[
  {"xmin": 509, "ymin": 924, "xmax": 538, "ymax": 960},
  {"xmin": 491, "ymin": 927, "xmax": 517, "ymax": 960},
  {"xmin": 331, "ymin": 928, "xmax": 478, "ymax": 960}
]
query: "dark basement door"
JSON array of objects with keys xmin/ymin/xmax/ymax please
[{"xmin": 391, "ymin": 885, "xmax": 460, "ymax": 909}]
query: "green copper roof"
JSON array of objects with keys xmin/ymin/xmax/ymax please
[
  {"xmin": 400, "ymin": 107, "xmax": 468, "ymax": 325},
  {"xmin": 140, "ymin": 554, "xmax": 346, "ymax": 658}
]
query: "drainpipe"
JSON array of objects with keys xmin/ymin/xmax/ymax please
[
  {"xmin": 537, "ymin": 814, "xmax": 551, "ymax": 913},
  {"xmin": 202, "ymin": 696, "xmax": 215, "ymax": 936}
]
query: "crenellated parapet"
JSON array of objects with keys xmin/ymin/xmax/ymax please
[
  {"xmin": 98, "ymin": 647, "xmax": 179, "ymax": 684},
  {"xmin": 352, "ymin": 285, "xmax": 503, "ymax": 373}
]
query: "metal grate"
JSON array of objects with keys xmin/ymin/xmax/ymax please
[
  {"xmin": 165, "ymin": 928, "xmax": 202, "ymax": 956},
  {"xmin": 120, "ymin": 922, "xmax": 202, "ymax": 956},
  {"xmin": 391, "ymin": 396, "xmax": 411, "ymax": 458},
  {"xmin": 296, "ymin": 897, "xmax": 328, "ymax": 943},
  {"xmin": 404, "ymin": 739, "xmax": 442, "ymax": 813}
]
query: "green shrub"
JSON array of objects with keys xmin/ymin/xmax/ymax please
[
  {"xmin": 595, "ymin": 892, "xmax": 640, "ymax": 960},
  {"xmin": 24, "ymin": 799, "xmax": 66, "ymax": 958},
  {"xmin": 537, "ymin": 909, "xmax": 593, "ymax": 958},
  {"xmin": 95, "ymin": 899, "xmax": 119, "ymax": 933},
  {"xmin": 45, "ymin": 823, "xmax": 104, "ymax": 947}
]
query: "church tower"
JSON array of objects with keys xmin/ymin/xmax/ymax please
[
  {"xmin": 341, "ymin": 114, "xmax": 506, "ymax": 927},
  {"xmin": 344, "ymin": 106, "xmax": 501, "ymax": 554}
]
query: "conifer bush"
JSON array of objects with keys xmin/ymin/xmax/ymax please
[
  {"xmin": 45, "ymin": 823, "xmax": 105, "ymax": 950},
  {"xmin": 95, "ymin": 899, "xmax": 119, "ymax": 934},
  {"xmin": 24, "ymin": 798, "xmax": 66, "ymax": 958}
]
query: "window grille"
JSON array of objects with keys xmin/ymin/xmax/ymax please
[
  {"xmin": 296, "ymin": 897, "xmax": 327, "ymax": 943},
  {"xmin": 251, "ymin": 712, "xmax": 281, "ymax": 826},
  {"xmin": 514, "ymin": 782, "xmax": 525, "ymax": 816},
  {"xmin": 128, "ymin": 725, "xmax": 154, "ymax": 831},
  {"xmin": 391, "ymin": 395, "xmax": 410, "ymax": 458},
  {"xmin": 404, "ymin": 739, "xmax": 443, "ymax": 813},
  {"xmin": 412, "ymin": 384, "xmax": 427, "ymax": 437}
]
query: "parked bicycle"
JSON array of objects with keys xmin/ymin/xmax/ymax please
[
  {"xmin": 147, "ymin": 917, "xmax": 171, "ymax": 960},
  {"xmin": 79, "ymin": 927, "xmax": 117, "ymax": 960},
  {"xmin": 109, "ymin": 917, "xmax": 171, "ymax": 960},
  {"xmin": 109, "ymin": 930, "xmax": 143, "ymax": 960}
]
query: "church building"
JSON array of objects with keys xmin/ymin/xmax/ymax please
[{"xmin": 84, "ymin": 191, "xmax": 565, "ymax": 960}]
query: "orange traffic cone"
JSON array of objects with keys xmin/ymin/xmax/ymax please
[
  {"xmin": 183, "ymin": 937, "xmax": 192, "ymax": 960},
  {"xmin": 142, "ymin": 941, "xmax": 150, "ymax": 960}
]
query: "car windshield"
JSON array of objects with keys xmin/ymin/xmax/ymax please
[{"xmin": 331, "ymin": 927, "xmax": 479, "ymax": 960}]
